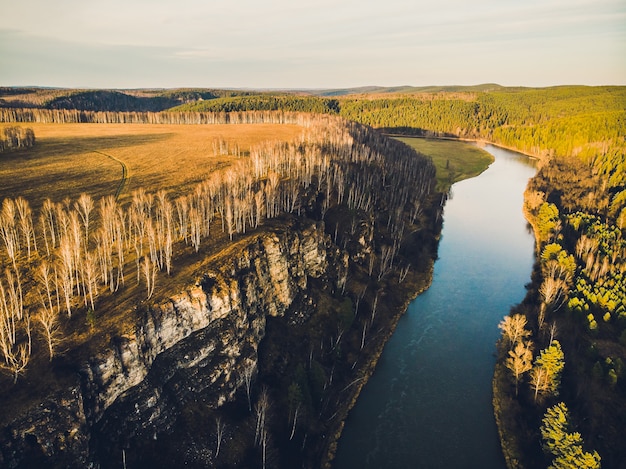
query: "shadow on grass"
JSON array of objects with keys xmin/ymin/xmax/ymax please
[{"xmin": 36, "ymin": 133, "xmax": 173, "ymax": 157}]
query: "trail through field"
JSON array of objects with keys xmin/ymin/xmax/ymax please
[{"xmin": 94, "ymin": 150, "xmax": 129, "ymax": 200}]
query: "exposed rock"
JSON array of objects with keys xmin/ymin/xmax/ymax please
[{"xmin": 0, "ymin": 220, "xmax": 331, "ymax": 468}]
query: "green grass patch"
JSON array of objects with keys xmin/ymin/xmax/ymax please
[{"xmin": 393, "ymin": 137, "xmax": 494, "ymax": 192}]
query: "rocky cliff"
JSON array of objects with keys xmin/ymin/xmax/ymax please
[{"xmin": 0, "ymin": 219, "xmax": 337, "ymax": 468}]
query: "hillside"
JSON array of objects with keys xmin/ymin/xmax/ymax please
[
  {"xmin": 0, "ymin": 88, "xmax": 258, "ymax": 112},
  {"xmin": 0, "ymin": 112, "xmax": 441, "ymax": 468}
]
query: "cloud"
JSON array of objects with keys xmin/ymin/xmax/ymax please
[{"xmin": 0, "ymin": 0, "xmax": 624, "ymax": 87}]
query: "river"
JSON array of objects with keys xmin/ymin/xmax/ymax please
[{"xmin": 334, "ymin": 144, "xmax": 537, "ymax": 468}]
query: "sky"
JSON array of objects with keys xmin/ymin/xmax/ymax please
[{"xmin": 0, "ymin": 0, "xmax": 625, "ymax": 89}]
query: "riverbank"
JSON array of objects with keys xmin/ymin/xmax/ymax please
[
  {"xmin": 383, "ymin": 133, "xmax": 546, "ymax": 163},
  {"xmin": 321, "ymin": 262, "xmax": 436, "ymax": 468},
  {"xmin": 333, "ymin": 143, "xmax": 537, "ymax": 468},
  {"xmin": 323, "ymin": 137, "xmax": 497, "ymax": 467}
]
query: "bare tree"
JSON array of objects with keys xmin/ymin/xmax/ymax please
[
  {"xmin": 539, "ymin": 275, "xmax": 567, "ymax": 310},
  {"xmin": 175, "ymin": 196, "xmax": 189, "ymax": 243},
  {"xmin": 0, "ymin": 274, "xmax": 17, "ymax": 359},
  {"xmin": 0, "ymin": 268, "xmax": 30, "ymax": 383},
  {"xmin": 261, "ymin": 426, "xmax": 269, "ymax": 469},
  {"xmin": 360, "ymin": 321, "xmax": 367, "ymax": 350},
  {"xmin": 370, "ymin": 291, "xmax": 379, "ymax": 325},
  {"xmin": 75, "ymin": 193, "xmax": 94, "ymax": 249},
  {"xmin": 506, "ymin": 340, "xmax": 533, "ymax": 396},
  {"xmin": 2, "ymin": 343, "xmax": 30, "ymax": 384},
  {"xmin": 82, "ymin": 253, "xmax": 98, "ymax": 311},
  {"xmin": 41, "ymin": 199, "xmax": 58, "ymax": 254},
  {"xmin": 3, "ymin": 268, "xmax": 23, "ymax": 322},
  {"xmin": 35, "ymin": 261, "xmax": 60, "ymax": 359},
  {"xmin": 240, "ymin": 361, "xmax": 256, "ymax": 412},
  {"xmin": 189, "ymin": 206, "xmax": 202, "ymax": 253},
  {"xmin": 57, "ymin": 261, "xmax": 74, "ymax": 317},
  {"xmin": 398, "ymin": 263, "xmax": 411, "ymax": 283},
  {"xmin": 548, "ymin": 321, "xmax": 558, "ymax": 345},
  {"xmin": 215, "ymin": 416, "xmax": 225, "ymax": 459},
  {"xmin": 15, "ymin": 197, "xmax": 36, "ymax": 258},
  {"xmin": 224, "ymin": 197, "xmax": 234, "ymax": 240},
  {"xmin": 530, "ymin": 366, "xmax": 547, "ymax": 402},
  {"xmin": 254, "ymin": 386, "xmax": 270, "ymax": 447},
  {"xmin": 142, "ymin": 256, "xmax": 157, "ymax": 300},
  {"xmin": 113, "ymin": 217, "xmax": 125, "ymax": 291},
  {"xmin": 0, "ymin": 199, "xmax": 19, "ymax": 269},
  {"xmin": 36, "ymin": 303, "xmax": 60, "ymax": 361},
  {"xmin": 254, "ymin": 189, "xmax": 265, "ymax": 228},
  {"xmin": 498, "ymin": 314, "xmax": 531, "ymax": 349}
]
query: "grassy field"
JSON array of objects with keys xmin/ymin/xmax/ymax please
[
  {"xmin": 0, "ymin": 123, "xmax": 303, "ymax": 208},
  {"xmin": 393, "ymin": 137, "xmax": 494, "ymax": 191}
]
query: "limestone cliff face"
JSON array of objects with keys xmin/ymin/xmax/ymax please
[{"xmin": 0, "ymin": 220, "xmax": 336, "ymax": 468}]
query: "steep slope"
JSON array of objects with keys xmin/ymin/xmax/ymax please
[{"xmin": 0, "ymin": 113, "xmax": 440, "ymax": 468}]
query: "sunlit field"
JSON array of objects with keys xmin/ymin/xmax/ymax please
[
  {"xmin": 0, "ymin": 123, "xmax": 303, "ymax": 208},
  {"xmin": 0, "ymin": 121, "xmax": 305, "ymax": 401},
  {"xmin": 393, "ymin": 136, "xmax": 494, "ymax": 191}
]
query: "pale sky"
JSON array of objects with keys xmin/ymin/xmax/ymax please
[{"xmin": 1, "ymin": 0, "xmax": 624, "ymax": 89}]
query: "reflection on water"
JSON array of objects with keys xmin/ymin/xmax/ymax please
[{"xmin": 334, "ymin": 144, "xmax": 537, "ymax": 469}]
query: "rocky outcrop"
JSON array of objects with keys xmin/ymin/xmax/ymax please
[{"xmin": 0, "ymin": 220, "xmax": 336, "ymax": 468}]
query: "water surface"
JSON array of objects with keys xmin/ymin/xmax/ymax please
[{"xmin": 334, "ymin": 144, "xmax": 537, "ymax": 469}]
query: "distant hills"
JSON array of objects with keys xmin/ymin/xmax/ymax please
[
  {"xmin": 307, "ymin": 83, "xmax": 508, "ymax": 96},
  {"xmin": 0, "ymin": 84, "xmax": 597, "ymax": 111},
  {"xmin": 0, "ymin": 87, "xmax": 256, "ymax": 112}
]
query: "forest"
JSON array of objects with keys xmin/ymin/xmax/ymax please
[
  {"xmin": 1, "ymin": 84, "xmax": 625, "ymax": 468},
  {"xmin": 335, "ymin": 85, "xmax": 625, "ymax": 469},
  {"xmin": 0, "ymin": 126, "xmax": 35, "ymax": 153},
  {"xmin": 334, "ymin": 85, "xmax": 625, "ymax": 468},
  {"xmin": 0, "ymin": 88, "xmax": 257, "ymax": 112}
]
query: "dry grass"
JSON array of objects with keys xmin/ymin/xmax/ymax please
[
  {"xmin": 0, "ymin": 123, "xmax": 303, "ymax": 208},
  {"xmin": 0, "ymin": 121, "xmax": 305, "ymax": 407},
  {"xmin": 0, "ymin": 121, "xmax": 304, "ymax": 345}
]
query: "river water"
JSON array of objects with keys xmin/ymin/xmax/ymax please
[{"xmin": 334, "ymin": 144, "xmax": 537, "ymax": 469}]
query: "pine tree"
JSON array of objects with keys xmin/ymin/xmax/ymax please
[{"xmin": 541, "ymin": 402, "xmax": 601, "ymax": 469}]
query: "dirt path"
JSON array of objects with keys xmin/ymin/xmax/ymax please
[{"xmin": 94, "ymin": 150, "xmax": 129, "ymax": 200}]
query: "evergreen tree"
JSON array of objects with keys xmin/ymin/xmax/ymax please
[{"xmin": 541, "ymin": 402, "xmax": 601, "ymax": 469}]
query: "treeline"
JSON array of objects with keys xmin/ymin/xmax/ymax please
[
  {"xmin": 164, "ymin": 86, "xmax": 626, "ymax": 168},
  {"xmin": 0, "ymin": 126, "xmax": 35, "ymax": 153},
  {"xmin": 0, "ymin": 113, "xmax": 435, "ymax": 384},
  {"xmin": 45, "ymin": 90, "xmax": 176, "ymax": 112},
  {"xmin": 494, "ymin": 120, "xmax": 626, "ymax": 466},
  {"xmin": 0, "ymin": 108, "xmax": 310, "ymax": 125},
  {"xmin": 340, "ymin": 87, "xmax": 626, "ymax": 157},
  {"xmin": 171, "ymin": 94, "xmax": 340, "ymax": 114},
  {"xmin": 0, "ymin": 88, "xmax": 258, "ymax": 112},
  {"xmin": 3, "ymin": 87, "xmax": 624, "ymax": 171}
]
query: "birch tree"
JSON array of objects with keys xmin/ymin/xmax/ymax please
[
  {"xmin": 36, "ymin": 271, "xmax": 60, "ymax": 363},
  {"xmin": 142, "ymin": 256, "xmax": 157, "ymax": 300},
  {"xmin": 498, "ymin": 314, "xmax": 531, "ymax": 349},
  {"xmin": 505, "ymin": 340, "xmax": 533, "ymax": 396},
  {"xmin": 75, "ymin": 193, "xmax": 94, "ymax": 249},
  {"xmin": 215, "ymin": 416, "xmax": 225, "ymax": 459},
  {"xmin": 15, "ymin": 197, "xmax": 36, "ymax": 258}
]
